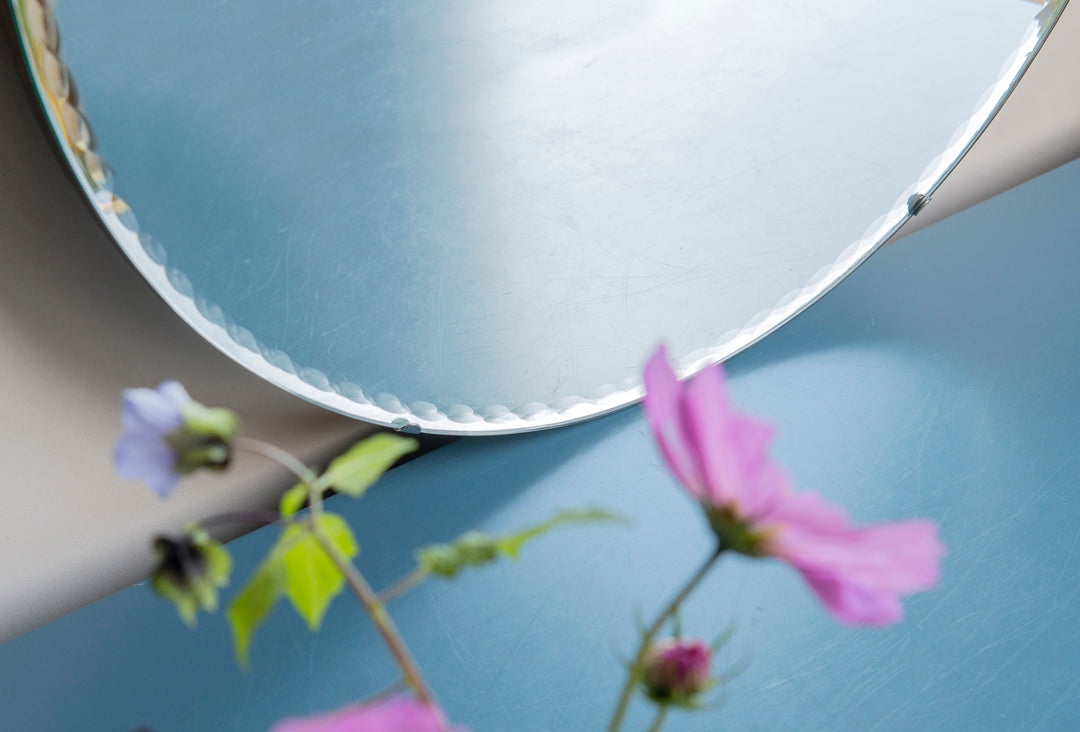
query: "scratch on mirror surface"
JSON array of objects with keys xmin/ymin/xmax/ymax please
[
  {"xmin": 1053, "ymin": 526, "xmax": 1080, "ymax": 604},
  {"xmin": 903, "ymin": 382, "xmax": 948, "ymax": 503},
  {"xmin": 425, "ymin": 586, "xmax": 479, "ymax": 673},
  {"xmin": 553, "ymin": 581, "xmax": 619, "ymax": 729},
  {"xmin": 760, "ymin": 664, "xmax": 827, "ymax": 692},
  {"xmin": 487, "ymin": 579, "xmax": 563, "ymax": 689},
  {"xmin": 1032, "ymin": 675, "xmax": 1080, "ymax": 731},
  {"xmin": 216, "ymin": 130, "xmax": 244, "ymax": 195}
]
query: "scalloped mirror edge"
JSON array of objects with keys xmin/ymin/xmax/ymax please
[{"xmin": 6, "ymin": 0, "xmax": 1068, "ymax": 435}]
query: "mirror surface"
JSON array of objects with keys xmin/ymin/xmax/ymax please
[{"xmin": 10, "ymin": 0, "xmax": 1063, "ymax": 433}]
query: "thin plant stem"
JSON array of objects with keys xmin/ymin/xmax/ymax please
[
  {"xmin": 235, "ymin": 437, "xmax": 321, "ymax": 486},
  {"xmin": 239, "ymin": 435, "xmax": 434, "ymax": 704},
  {"xmin": 646, "ymin": 706, "xmax": 668, "ymax": 732},
  {"xmin": 378, "ymin": 567, "xmax": 430, "ymax": 604},
  {"xmin": 200, "ymin": 511, "xmax": 282, "ymax": 530},
  {"xmin": 313, "ymin": 529, "xmax": 435, "ymax": 705},
  {"xmin": 605, "ymin": 547, "xmax": 724, "ymax": 732}
]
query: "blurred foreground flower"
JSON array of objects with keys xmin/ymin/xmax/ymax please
[
  {"xmin": 114, "ymin": 381, "xmax": 240, "ymax": 497},
  {"xmin": 642, "ymin": 347, "xmax": 943, "ymax": 626},
  {"xmin": 151, "ymin": 525, "xmax": 231, "ymax": 626},
  {"xmin": 642, "ymin": 639, "xmax": 712, "ymax": 706},
  {"xmin": 270, "ymin": 695, "xmax": 467, "ymax": 732}
]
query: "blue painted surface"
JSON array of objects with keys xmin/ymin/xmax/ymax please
[{"xmin": 3, "ymin": 160, "xmax": 1080, "ymax": 730}]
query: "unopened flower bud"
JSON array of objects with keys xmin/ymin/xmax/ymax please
[
  {"xmin": 642, "ymin": 639, "xmax": 712, "ymax": 704},
  {"xmin": 151, "ymin": 525, "xmax": 231, "ymax": 626},
  {"xmin": 418, "ymin": 532, "xmax": 499, "ymax": 578}
]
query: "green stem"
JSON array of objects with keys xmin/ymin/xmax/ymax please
[
  {"xmin": 239, "ymin": 436, "xmax": 434, "ymax": 704},
  {"xmin": 235, "ymin": 437, "xmax": 321, "ymax": 486},
  {"xmin": 645, "ymin": 706, "xmax": 668, "ymax": 732},
  {"xmin": 313, "ymin": 529, "xmax": 435, "ymax": 705},
  {"xmin": 606, "ymin": 547, "xmax": 724, "ymax": 732},
  {"xmin": 378, "ymin": 567, "xmax": 430, "ymax": 604}
]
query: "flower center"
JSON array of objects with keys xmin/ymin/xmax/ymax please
[{"xmin": 704, "ymin": 506, "xmax": 769, "ymax": 556}]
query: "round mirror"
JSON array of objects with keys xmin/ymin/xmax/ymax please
[{"xmin": 8, "ymin": 0, "xmax": 1065, "ymax": 434}]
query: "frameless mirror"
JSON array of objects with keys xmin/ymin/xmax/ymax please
[{"xmin": 9, "ymin": 0, "xmax": 1065, "ymax": 434}]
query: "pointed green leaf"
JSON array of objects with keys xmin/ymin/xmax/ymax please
[
  {"xmin": 280, "ymin": 514, "xmax": 359, "ymax": 630},
  {"xmin": 316, "ymin": 513, "xmax": 360, "ymax": 558},
  {"xmin": 321, "ymin": 433, "xmax": 418, "ymax": 497},
  {"xmin": 279, "ymin": 483, "xmax": 308, "ymax": 517},
  {"xmin": 417, "ymin": 507, "xmax": 623, "ymax": 578},
  {"xmin": 227, "ymin": 558, "xmax": 285, "ymax": 668},
  {"xmin": 494, "ymin": 508, "xmax": 624, "ymax": 558}
]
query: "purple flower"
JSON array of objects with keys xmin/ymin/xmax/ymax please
[
  {"xmin": 642, "ymin": 639, "xmax": 712, "ymax": 703},
  {"xmin": 270, "ymin": 695, "xmax": 467, "ymax": 732},
  {"xmin": 114, "ymin": 381, "xmax": 240, "ymax": 498},
  {"xmin": 642, "ymin": 346, "xmax": 944, "ymax": 626},
  {"xmin": 114, "ymin": 381, "xmax": 190, "ymax": 497}
]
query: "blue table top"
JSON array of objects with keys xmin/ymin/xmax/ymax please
[{"xmin": 3, "ymin": 158, "xmax": 1080, "ymax": 730}]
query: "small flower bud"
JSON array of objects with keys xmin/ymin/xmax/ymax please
[
  {"xmin": 151, "ymin": 525, "xmax": 231, "ymax": 626},
  {"xmin": 641, "ymin": 639, "xmax": 712, "ymax": 704},
  {"xmin": 417, "ymin": 531, "xmax": 499, "ymax": 577}
]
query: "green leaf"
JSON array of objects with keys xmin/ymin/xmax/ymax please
[
  {"xmin": 280, "ymin": 514, "xmax": 359, "ymax": 630},
  {"xmin": 279, "ymin": 483, "xmax": 308, "ymax": 517},
  {"xmin": 495, "ymin": 508, "xmax": 623, "ymax": 558},
  {"xmin": 227, "ymin": 513, "xmax": 359, "ymax": 667},
  {"xmin": 321, "ymin": 433, "xmax": 418, "ymax": 498},
  {"xmin": 227, "ymin": 559, "xmax": 285, "ymax": 668},
  {"xmin": 315, "ymin": 513, "xmax": 360, "ymax": 558},
  {"xmin": 417, "ymin": 507, "xmax": 624, "ymax": 578}
]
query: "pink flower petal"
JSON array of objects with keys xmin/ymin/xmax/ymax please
[
  {"xmin": 771, "ymin": 506, "xmax": 944, "ymax": 625},
  {"xmin": 642, "ymin": 347, "xmax": 706, "ymax": 499},
  {"xmin": 761, "ymin": 490, "xmax": 848, "ymax": 531},
  {"xmin": 800, "ymin": 568, "xmax": 905, "ymax": 626},
  {"xmin": 669, "ymin": 355, "xmax": 787, "ymax": 516},
  {"xmin": 680, "ymin": 364, "xmax": 743, "ymax": 507},
  {"xmin": 270, "ymin": 695, "xmax": 466, "ymax": 732}
]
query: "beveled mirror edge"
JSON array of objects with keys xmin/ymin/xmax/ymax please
[{"xmin": 7, "ymin": 0, "xmax": 1068, "ymax": 436}]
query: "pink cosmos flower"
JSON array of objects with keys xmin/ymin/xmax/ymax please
[
  {"xmin": 642, "ymin": 346, "xmax": 943, "ymax": 626},
  {"xmin": 270, "ymin": 695, "xmax": 467, "ymax": 732}
]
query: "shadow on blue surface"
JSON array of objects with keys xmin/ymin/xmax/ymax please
[{"xmin": 3, "ymin": 164, "xmax": 1080, "ymax": 730}]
